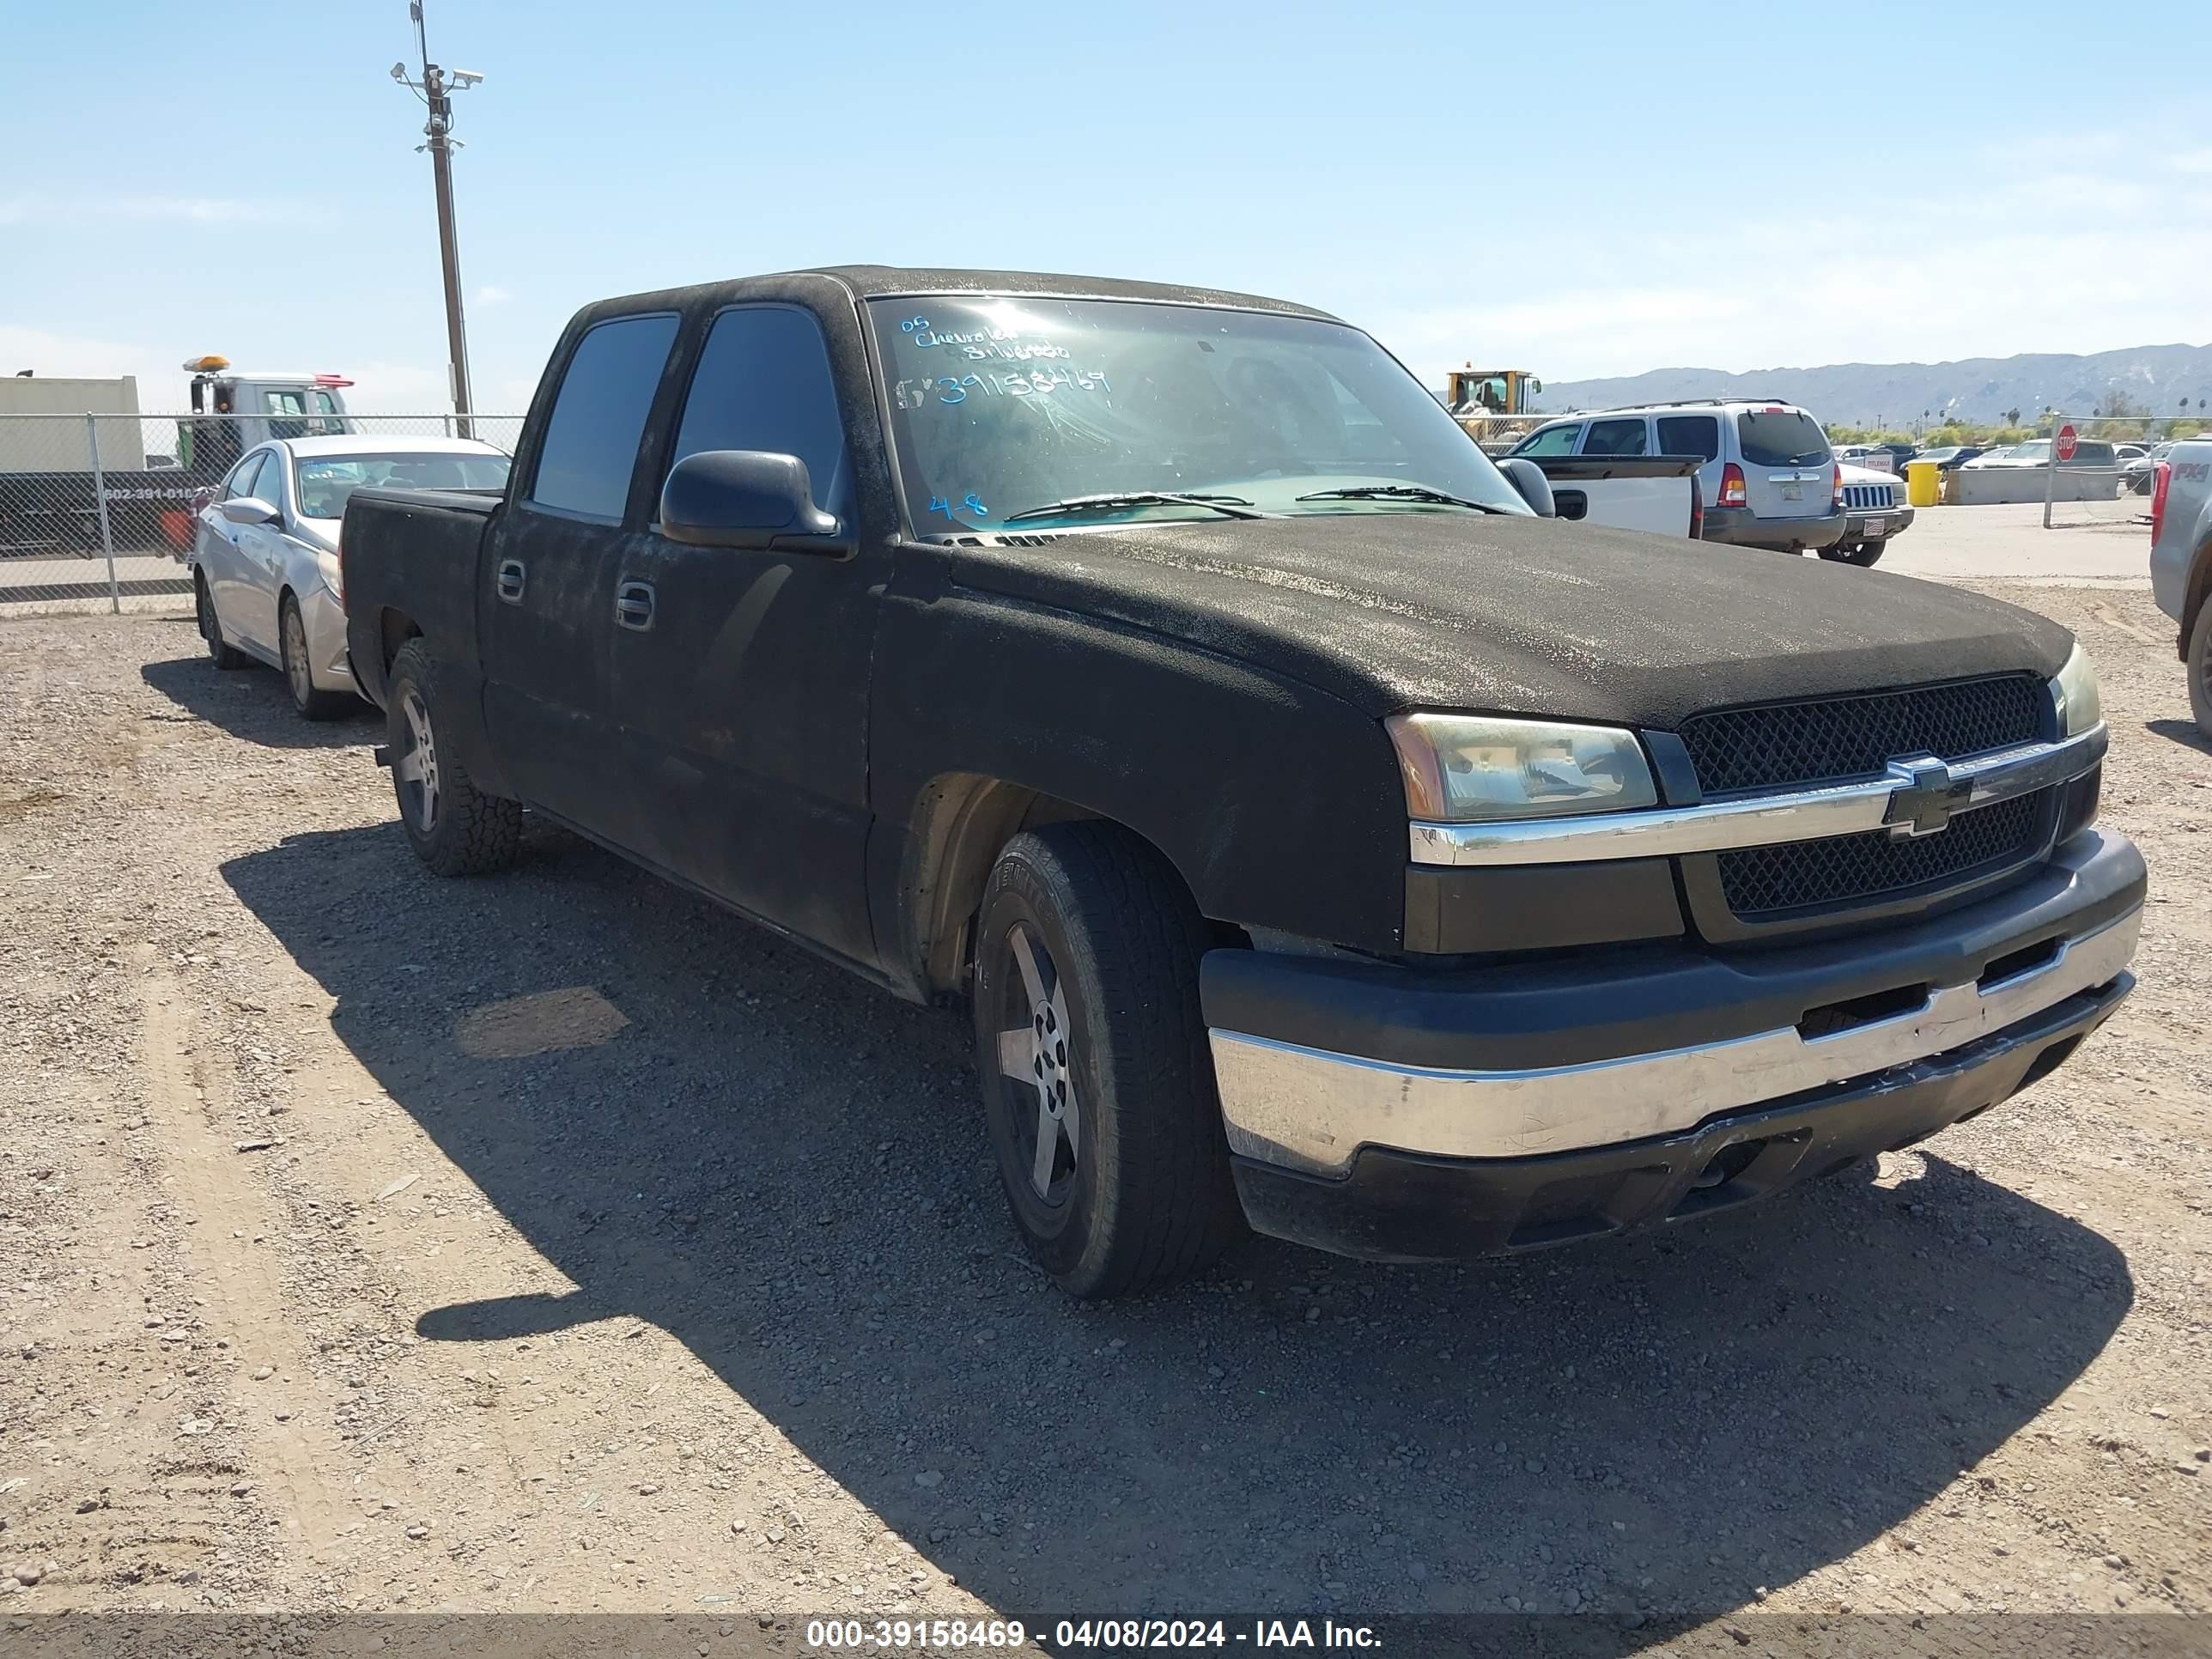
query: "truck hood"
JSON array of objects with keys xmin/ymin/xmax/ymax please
[{"xmin": 942, "ymin": 514, "xmax": 2073, "ymax": 729}]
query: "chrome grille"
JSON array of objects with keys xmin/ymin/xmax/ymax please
[
  {"xmin": 1679, "ymin": 675, "xmax": 2048, "ymax": 796},
  {"xmin": 1842, "ymin": 482, "xmax": 1895, "ymax": 510},
  {"xmin": 1716, "ymin": 790, "xmax": 2048, "ymax": 917}
]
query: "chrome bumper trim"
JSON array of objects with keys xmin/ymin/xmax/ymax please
[
  {"xmin": 1407, "ymin": 723, "xmax": 2106, "ymax": 867},
  {"xmin": 1208, "ymin": 903, "xmax": 2138, "ymax": 1175}
]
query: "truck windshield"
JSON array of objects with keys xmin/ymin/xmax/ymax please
[
  {"xmin": 294, "ymin": 452, "xmax": 511, "ymax": 520},
  {"xmin": 867, "ymin": 296, "xmax": 1528, "ymax": 533}
]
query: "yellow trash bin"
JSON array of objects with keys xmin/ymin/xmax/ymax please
[{"xmin": 1905, "ymin": 460, "xmax": 1942, "ymax": 507}]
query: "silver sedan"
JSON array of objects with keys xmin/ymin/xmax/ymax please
[{"xmin": 191, "ymin": 436, "xmax": 510, "ymax": 719}]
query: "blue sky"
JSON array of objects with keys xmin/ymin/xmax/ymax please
[{"xmin": 3, "ymin": 0, "xmax": 2208, "ymax": 414}]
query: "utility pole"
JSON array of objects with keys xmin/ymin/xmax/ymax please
[{"xmin": 392, "ymin": 3, "xmax": 482, "ymax": 439}]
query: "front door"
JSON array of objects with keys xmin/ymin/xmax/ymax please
[
  {"xmin": 606, "ymin": 303, "xmax": 881, "ymax": 967},
  {"xmin": 479, "ymin": 311, "xmax": 680, "ymax": 836}
]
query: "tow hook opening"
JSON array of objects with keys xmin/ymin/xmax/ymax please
[{"xmin": 1796, "ymin": 981, "xmax": 1928, "ymax": 1041}]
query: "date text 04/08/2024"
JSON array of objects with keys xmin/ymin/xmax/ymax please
[
  {"xmin": 1053, "ymin": 1622, "xmax": 1380, "ymax": 1650},
  {"xmin": 799, "ymin": 1619, "xmax": 1382, "ymax": 1650}
]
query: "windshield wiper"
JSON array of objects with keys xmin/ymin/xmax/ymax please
[
  {"xmin": 1293, "ymin": 484, "xmax": 1508, "ymax": 514},
  {"xmin": 1001, "ymin": 491, "xmax": 1265, "ymax": 525}
]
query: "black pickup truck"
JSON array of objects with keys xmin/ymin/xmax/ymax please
[{"xmin": 341, "ymin": 266, "xmax": 2144, "ymax": 1298}]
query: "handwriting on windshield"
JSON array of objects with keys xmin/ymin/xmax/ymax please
[
  {"xmin": 898, "ymin": 314, "xmax": 1074, "ymax": 362},
  {"xmin": 929, "ymin": 493, "xmax": 988, "ymax": 521},
  {"xmin": 895, "ymin": 369, "xmax": 1112, "ymax": 408}
]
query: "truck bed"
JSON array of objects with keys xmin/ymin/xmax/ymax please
[{"xmin": 340, "ymin": 485, "xmax": 502, "ymax": 710}]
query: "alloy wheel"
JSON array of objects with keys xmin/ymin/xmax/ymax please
[
  {"xmin": 394, "ymin": 688, "xmax": 442, "ymax": 834},
  {"xmin": 283, "ymin": 605, "xmax": 312, "ymax": 708},
  {"xmin": 992, "ymin": 921, "xmax": 1082, "ymax": 1205}
]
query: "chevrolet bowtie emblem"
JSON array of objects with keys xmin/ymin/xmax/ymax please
[{"xmin": 1883, "ymin": 756, "xmax": 1972, "ymax": 837}]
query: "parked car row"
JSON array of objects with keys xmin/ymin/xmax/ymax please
[
  {"xmin": 1505, "ymin": 399, "xmax": 1916, "ymax": 562},
  {"xmin": 257, "ymin": 264, "xmax": 2142, "ymax": 1301}
]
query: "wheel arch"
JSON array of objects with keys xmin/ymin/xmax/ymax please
[
  {"xmin": 888, "ymin": 772, "xmax": 1209, "ymax": 1003},
  {"xmin": 2182, "ymin": 527, "xmax": 2212, "ymax": 662}
]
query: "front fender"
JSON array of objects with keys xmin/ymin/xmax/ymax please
[{"xmin": 868, "ymin": 572, "xmax": 1410, "ymax": 985}]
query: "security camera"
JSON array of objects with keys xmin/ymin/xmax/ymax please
[
  {"xmin": 450, "ymin": 69, "xmax": 484, "ymax": 87},
  {"xmin": 391, "ymin": 62, "xmax": 408, "ymax": 81}
]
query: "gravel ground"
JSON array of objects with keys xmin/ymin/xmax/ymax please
[{"xmin": 0, "ymin": 586, "xmax": 2205, "ymax": 1644}]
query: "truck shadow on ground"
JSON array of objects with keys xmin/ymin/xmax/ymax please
[
  {"xmin": 222, "ymin": 821, "xmax": 2134, "ymax": 1628},
  {"xmin": 2147, "ymin": 718, "xmax": 2212, "ymax": 757},
  {"xmin": 141, "ymin": 654, "xmax": 379, "ymax": 750}
]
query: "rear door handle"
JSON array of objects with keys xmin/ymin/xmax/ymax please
[
  {"xmin": 495, "ymin": 559, "xmax": 526, "ymax": 604},
  {"xmin": 615, "ymin": 579, "xmax": 655, "ymax": 631}
]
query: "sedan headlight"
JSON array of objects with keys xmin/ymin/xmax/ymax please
[
  {"xmin": 2053, "ymin": 642, "xmax": 2101, "ymax": 738},
  {"xmin": 1386, "ymin": 713, "xmax": 1658, "ymax": 823}
]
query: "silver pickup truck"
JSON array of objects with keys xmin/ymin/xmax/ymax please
[{"xmin": 2149, "ymin": 440, "xmax": 2212, "ymax": 734}]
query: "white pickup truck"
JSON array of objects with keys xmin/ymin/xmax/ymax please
[
  {"xmin": 1504, "ymin": 454, "xmax": 1702, "ymax": 538},
  {"xmin": 2150, "ymin": 441, "xmax": 2212, "ymax": 734}
]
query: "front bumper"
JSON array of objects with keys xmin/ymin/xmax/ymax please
[
  {"xmin": 1204, "ymin": 830, "xmax": 2143, "ymax": 1261},
  {"xmin": 1700, "ymin": 503, "xmax": 1848, "ymax": 551},
  {"xmin": 299, "ymin": 582, "xmax": 359, "ymax": 695},
  {"xmin": 1843, "ymin": 502, "xmax": 1915, "ymax": 543}
]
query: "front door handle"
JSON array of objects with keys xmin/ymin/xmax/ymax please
[
  {"xmin": 495, "ymin": 559, "xmax": 526, "ymax": 605},
  {"xmin": 615, "ymin": 579, "xmax": 655, "ymax": 631}
]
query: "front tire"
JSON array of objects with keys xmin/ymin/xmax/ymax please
[
  {"xmin": 386, "ymin": 637, "xmax": 521, "ymax": 877},
  {"xmin": 1820, "ymin": 541, "xmax": 1884, "ymax": 567},
  {"xmin": 198, "ymin": 573, "xmax": 246, "ymax": 670},
  {"xmin": 279, "ymin": 592, "xmax": 351, "ymax": 721},
  {"xmin": 972, "ymin": 823, "xmax": 1243, "ymax": 1299},
  {"xmin": 2189, "ymin": 599, "xmax": 2212, "ymax": 739}
]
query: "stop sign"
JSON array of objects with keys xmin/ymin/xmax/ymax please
[{"xmin": 2055, "ymin": 423, "xmax": 2079, "ymax": 463}]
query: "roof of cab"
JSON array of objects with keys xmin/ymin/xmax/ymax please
[{"xmin": 577, "ymin": 265, "xmax": 1340, "ymax": 325}]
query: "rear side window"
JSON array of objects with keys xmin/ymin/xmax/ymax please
[
  {"xmin": 1582, "ymin": 418, "xmax": 1648, "ymax": 457},
  {"xmin": 1656, "ymin": 416, "xmax": 1722, "ymax": 461},
  {"xmin": 2071, "ymin": 441, "xmax": 2116, "ymax": 466},
  {"xmin": 1736, "ymin": 410, "xmax": 1830, "ymax": 467},
  {"xmin": 670, "ymin": 307, "xmax": 850, "ymax": 515},
  {"xmin": 531, "ymin": 313, "xmax": 680, "ymax": 520},
  {"xmin": 1514, "ymin": 423, "xmax": 1582, "ymax": 456}
]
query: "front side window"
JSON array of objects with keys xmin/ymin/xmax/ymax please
[
  {"xmin": 1735, "ymin": 410, "xmax": 1831, "ymax": 467},
  {"xmin": 1512, "ymin": 423, "xmax": 1583, "ymax": 457},
  {"xmin": 531, "ymin": 313, "xmax": 680, "ymax": 520},
  {"xmin": 867, "ymin": 296, "xmax": 1529, "ymax": 532},
  {"xmin": 669, "ymin": 307, "xmax": 850, "ymax": 517},
  {"xmin": 1656, "ymin": 416, "xmax": 1722, "ymax": 462},
  {"xmin": 294, "ymin": 452, "xmax": 512, "ymax": 520},
  {"xmin": 1582, "ymin": 418, "xmax": 1648, "ymax": 457},
  {"xmin": 223, "ymin": 452, "xmax": 269, "ymax": 500}
]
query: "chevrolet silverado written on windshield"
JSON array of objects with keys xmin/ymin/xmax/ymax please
[{"xmin": 868, "ymin": 296, "xmax": 1530, "ymax": 534}]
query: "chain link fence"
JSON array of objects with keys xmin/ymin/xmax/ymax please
[{"xmin": 0, "ymin": 412, "xmax": 524, "ymax": 615}]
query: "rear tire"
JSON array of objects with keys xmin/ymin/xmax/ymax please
[
  {"xmin": 386, "ymin": 637, "xmax": 521, "ymax": 877},
  {"xmin": 198, "ymin": 573, "xmax": 246, "ymax": 670},
  {"xmin": 971, "ymin": 823, "xmax": 1243, "ymax": 1299},
  {"xmin": 280, "ymin": 592, "xmax": 352, "ymax": 721},
  {"xmin": 2189, "ymin": 599, "xmax": 2212, "ymax": 740}
]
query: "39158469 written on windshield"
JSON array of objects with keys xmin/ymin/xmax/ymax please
[{"xmin": 866, "ymin": 297, "xmax": 1528, "ymax": 532}]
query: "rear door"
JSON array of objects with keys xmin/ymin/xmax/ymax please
[
  {"xmin": 1655, "ymin": 413, "xmax": 1724, "ymax": 508},
  {"xmin": 481, "ymin": 311, "xmax": 681, "ymax": 835},
  {"xmin": 1577, "ymin": 416, "xmax": 1650, "ymax": 457},
  {"xmin": 1732, "ymin": 407, "xmax": 1832, "ymax": 525},
  {"xmin": 605, "ymin": 302, "xmax": 882, "ymax": 966}
]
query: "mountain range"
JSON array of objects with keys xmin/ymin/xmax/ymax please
[{"xmin": 1537, "ymin": 343, "xmax": 2212, "ymax": 428}]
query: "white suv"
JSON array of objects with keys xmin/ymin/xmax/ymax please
[{"xmin": 1509, "ymin": 400, "xmax": 1846, "ymax": 554}]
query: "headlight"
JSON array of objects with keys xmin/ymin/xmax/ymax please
[
  {"xmin": 1386, "ymin": 713, "xmax": 1658, "ymax": 823},
  {"xmin": 2053, "ymin": 642, "xmax": 2101, "ymax": 738},
  {"xmin": 316, "ymin": 554, "xmax": 343, "ymax": 599}
]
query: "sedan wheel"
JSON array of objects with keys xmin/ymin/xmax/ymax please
[
  {"xmin": 279, "ymin": 593, "xmax": 349, "ymax": 720},
  {"xmin": 199, "ymin": 574, "xmax": 246, "ymax": 670}
]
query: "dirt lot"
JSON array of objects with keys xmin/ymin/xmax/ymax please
[{"xmin": 0, "ymin": 584, "xmax": 2206, "ymax": 1644}]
